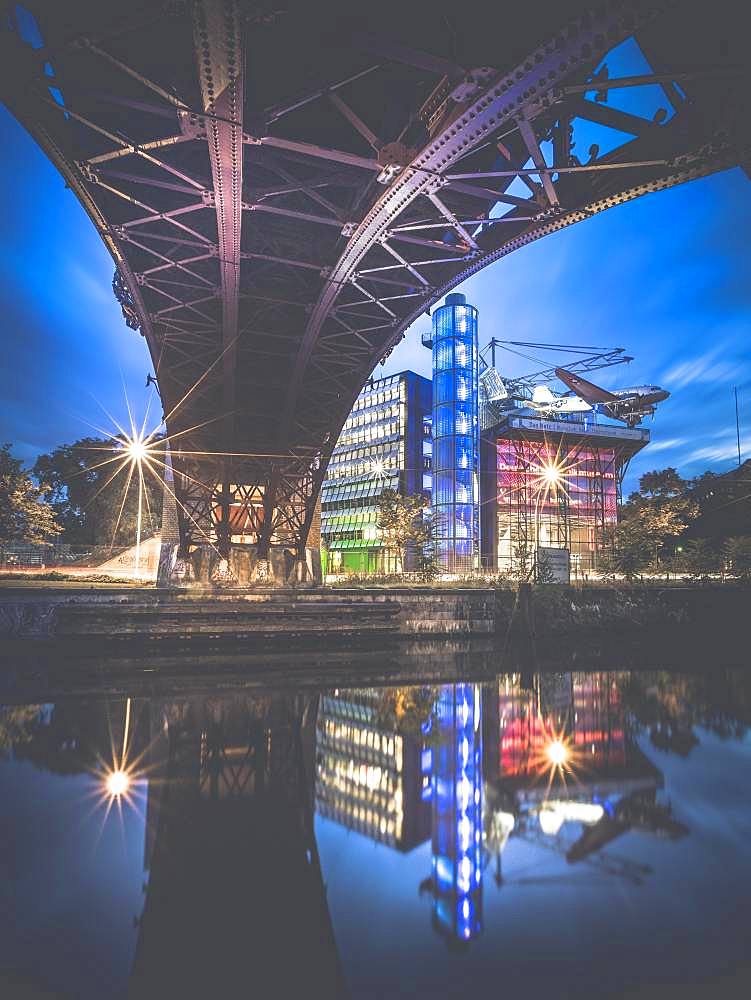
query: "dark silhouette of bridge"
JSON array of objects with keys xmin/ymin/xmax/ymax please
[
  {"xmin": 1, "ymin": 1, "xmax": 748, "ymax": 580},
  {"xmin": 128, "ymin": 692, "xmax": 346, "ymax": 999}
]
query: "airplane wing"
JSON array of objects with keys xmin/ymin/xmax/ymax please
[{"xmin": 555, "ymin": 368, "xmax": 619, "ymax": 404}]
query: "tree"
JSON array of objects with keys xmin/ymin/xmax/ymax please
[
  {"xmin": 638, "ymin": 467, "xmax": 686, "ymax": 500},
  {"xmin": 414, "ymin": 510, "xmax": 440, "ymax": 581},
  {"xmin": 600, "ymin": 522, "xmax": 652, "ymax": 580},
  {"xmin": 376, "ymin": 488, "xmax": 430, "ymax": 574},
  {"xmin": 677, "ymin": 538, "xmax": 722, "ymax": 580},
  {"xmin": 685, "ymin": 463, "xmax": 751, "ymax": 542},
  {"xmin": 535, "ymin": 549, "xmax": 555, "ymax": 584},
  {"xmin": 724, "ymin": 536, "xmax": 751, "ymax": 581},
  {"xmin": 618, "ymin": 468, "xmax": 698, "ymax": 570},
  {"xmin": 33, "ymin": 436, "xmax": 163, "ymax": 547},
  {"xmin": 0, "ymin": 705, "xmax": 44, "ymax": 757},
  {"xmin": 0, "ymin": 444, "xmax": 61, "ymax": 544}
]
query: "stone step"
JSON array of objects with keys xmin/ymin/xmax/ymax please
[{"xmin": 54, "ymin": 599, "xmax": 401, "ymax": 638}]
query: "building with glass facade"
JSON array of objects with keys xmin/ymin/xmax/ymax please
[
  {"xmin": 321, "ymin": 370, "xmax": 432, "ymax": 575},
  {"xmin": 480, "ymin": 413, "xmax": 649, "ymax": 577},
  {"xmin": 424, "ymin": 293, "xmax": 480, "ymax": 573}
]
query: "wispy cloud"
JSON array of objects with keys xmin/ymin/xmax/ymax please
[
  {"xmin": 66, "ymin": 261, "xmax": 114, "ymax": 308},
  {"xmin": 663, "ymin": 345, "xmax": 739, "ymax": 389},
  {"xmin": 646, "ymin": 437, "xmax": 686, "ymax": 454},
  {"xmin": 683, "ymin": 434, "xmax": 750, "ymax": 465}
]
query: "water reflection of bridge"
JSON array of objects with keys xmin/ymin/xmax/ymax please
[
  {"xmin": 4, "ymin": 673, "xmax": 690, "ymax": 989},
  {"xmin": 129, "ymin": 693, "xmax": 346, "ymax": 1000}
]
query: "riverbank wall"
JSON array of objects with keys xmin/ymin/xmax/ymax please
[{"xmin": 0, "ymin": 584, "xmax": 745, "ymax": 643}]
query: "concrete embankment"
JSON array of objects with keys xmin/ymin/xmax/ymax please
[{"xmin": 0, "ymin": 584, "xmax": 746, "ymax": 644}]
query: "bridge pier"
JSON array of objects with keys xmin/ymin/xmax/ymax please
[{"xmin": 158, "ymin": 542, "xmax": 322, "ymax": 588}]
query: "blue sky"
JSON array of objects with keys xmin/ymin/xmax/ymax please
[
  {"xmin": 386, "ymin": 166, "xmax": 751, "ymax": 491},
  {"xmin": 0, "ymin": 101, "xmax": 749, "ymax": 493}
]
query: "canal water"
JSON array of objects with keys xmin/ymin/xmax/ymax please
[{"xmin": 1, "ymin": 657, "xmax": 750, "ymax": 999}]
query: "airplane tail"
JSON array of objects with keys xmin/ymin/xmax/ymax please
[{"xmin": 532, "ymin": 385, "xmax": 556, "ymax": 405}]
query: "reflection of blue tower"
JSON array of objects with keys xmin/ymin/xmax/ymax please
[
  {"xmin": 427, "ymin": 293, "xmax": 479, "ymax": 572},
  {"xmin": 430, "ymin": 683, "xmax": 483, "ymax": 942}
]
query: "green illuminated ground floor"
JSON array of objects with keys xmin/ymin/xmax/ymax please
[{"xmin": 323, "ymin": 542, "xmax": 400, "ymax": 576}]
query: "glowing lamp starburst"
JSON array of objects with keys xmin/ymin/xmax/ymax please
[
  {"xmin": 540, "ymin": 462, "xmax": 563, "ymax": 487},
  {"xmin": 124, "ymin": 438, "xmax": 148, "ymax": 462},
  {"xmin": 546, "ymin": 739, "xmax": 569, "ymax": 767},
  {"xmin": 105, "ymin": 769, "xmax": 131, "ymax": 798},
  {"xmin": 527, "ymin": 721, "xmax": 585, "ymax": 794}
]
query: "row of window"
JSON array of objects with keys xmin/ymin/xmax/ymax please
[
  {"xmin": 316, "ymin": 757, "xmax": 396, "ymax": 797},
  {"xmin": 350, "ymin": 381, "xmax": 403, "ymax": 413},
  {"xmin": 321, "ymin": 480, "xmax": 396, "ymax": 503},
  {"xmin": 327, "ymin": 445, "xmax": 401, "ymax": 481},
  {"xmin": 318, "ymin": 718, "xmax": 403, "ymax": 764},
  {"xmin": 342, "ymin": 402, "xmax": 402, "ymax": 431},
  {"xmin": 321, "ymin": 497, "xmax": 379, "ymax": 513},
  {"xmin": 316, "ymin": 796, "xmax": 402, "ymax": 842}
]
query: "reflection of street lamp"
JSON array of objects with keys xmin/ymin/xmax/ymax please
[
  {"xmin": 99, "ymin": 697, "xmax": 137, "ymax": 807},
  {"xmin": 105, "ymin": 769, "xmax": 131, "ymax": 798},
  {"xmin": 546, "ymin": 739, "xmax": 568, "ymax": 767}
]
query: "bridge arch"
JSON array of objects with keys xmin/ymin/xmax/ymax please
[{"xmin": 1, "ymin": 1, "xmax": 747, "ymax": 576}]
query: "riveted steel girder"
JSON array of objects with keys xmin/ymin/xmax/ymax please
[{"xmin": 0, "ymin": 0, "xmax": 748, "ymax": 561}]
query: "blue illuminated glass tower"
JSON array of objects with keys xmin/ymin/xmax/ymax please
[{"xmin": 428, "ymin": 292, "xmax": 480, "ymax": 572}]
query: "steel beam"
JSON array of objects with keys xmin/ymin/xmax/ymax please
[{"xmin": 193, "ymin": 0, "xmax": 245, "ymax": 556}]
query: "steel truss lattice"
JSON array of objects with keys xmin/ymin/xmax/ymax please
[{"xmin": 1, "ymin": 0, "xmax": 747, "ymax": 559}]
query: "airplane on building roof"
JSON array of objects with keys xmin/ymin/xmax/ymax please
[
  {"xmin": 555, "ymin": 368, "xmax": 670, "ymax": 427},
  {"xmin": 529, "ymin": 384, "xmax": 592, "ymax": 416}
]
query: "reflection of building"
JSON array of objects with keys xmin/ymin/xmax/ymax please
[
  {"xmin": 496, "ymin": 673, "xmax": 642, "ymax": 786},
  {"xmin": 480, "ymin": 415, "xmax": 648, "ymax": 575},
  {"xmin": 321, "ymin": 371, "xmax": 432, "ymax": 574},
  {"xmin": 482, "ymin": 672, "xmax": 691, "ymax": 876},
  {"xmin": 427, "ymin": 684, "xmax": 483, "ymax": 942},
  {"xmin": 424, "ymin": 293, "xmax": 480, "ymax": 572},
  {"xmin": 315, "ymin": 691, "xmax": 430, "ymax": 851}
]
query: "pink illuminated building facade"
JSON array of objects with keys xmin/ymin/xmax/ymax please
[{"xmin": 480, "ymin": 413, "xmax": 649, "ymax": 575}]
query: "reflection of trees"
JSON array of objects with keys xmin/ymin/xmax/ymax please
[
  {"xmin": 373, "ymin": 685, "xmax": 439, "ymax": 743},
  {"xmin": 0, "ymin": 705, "xmax": 45, "ymax": 756},
  {"xmin": 1, "ymin": 701, "xmax": 126, "ymax": 774},
  {"xmin": 619, "ymin": 671, "xmax": 751, "ymax": 753}
]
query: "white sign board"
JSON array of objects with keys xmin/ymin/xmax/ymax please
[
  {"xmin": 536, "ymin": 546, "xmax": 570, "ymax": 584},
  {"xmin": 509, "ymin": 415, "xmax": 647, "ymax": 442}
]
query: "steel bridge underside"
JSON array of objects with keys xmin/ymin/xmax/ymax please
[{"xmin": 1, "ymin": 0, "xmax": 748, "ymax": 563}]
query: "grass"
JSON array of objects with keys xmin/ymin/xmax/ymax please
[{"xmin": 0, "ymin": 572, "xmax": 148, "ymax": 588}]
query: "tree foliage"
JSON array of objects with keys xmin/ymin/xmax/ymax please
[
  {"xmin": 685, "ymin": 461, "xmax": 751, "ymax": 541},
  {"xmin": 33, "ymin": 436, "xmax": 163, "ymax": 547},
  {"xmin": 0, "ymin": 444, "xmax": 62, "ymax": 544},
  {"xmin": 374, "ymin": 686, "xmax": 440, "ymax": 744},
  {"xmin": 376, "ymin": 488, "xmax": 431, "ymax": 573},
  {"xmin": 611, "ymin": 467, "xmax": 699, "ymax": 573},
  {"xmin": 619, "ymin": 671, "xmax": 751, "ymax": 749},
  {"xmin": 723, "ymin": 536, "xmax": 751, "ymax": 581}
]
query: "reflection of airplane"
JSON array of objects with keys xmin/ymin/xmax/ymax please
[
  {"xmin": 565, "ymin": 792, "xmax": 689, "ymax": 863},
  {"xmin": 555, "ymin": 368, "xmax": 670, "ymax": 427},
  {"xmin": 530, "ymin": 384, "xmax": 592, "ymax": 416}
]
